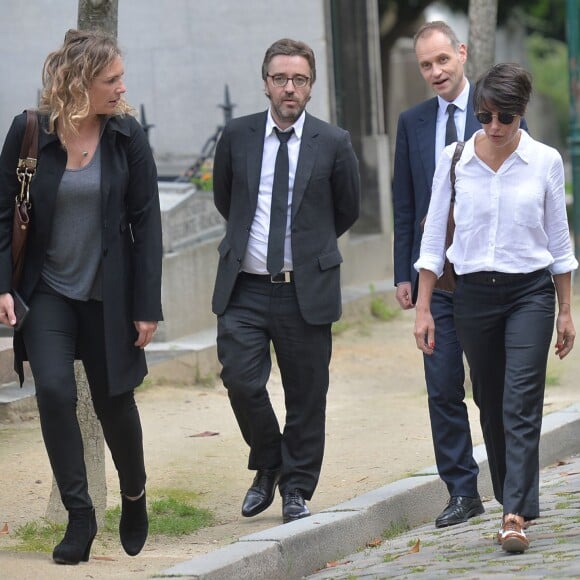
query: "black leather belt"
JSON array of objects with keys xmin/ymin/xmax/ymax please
[
  {"xmin": 459, "ymin": 269, "xmax": 546, "ymax": 285},
  {"xmin": 239, "ymin": 271, "xmax": 294, "ymax": 284}
]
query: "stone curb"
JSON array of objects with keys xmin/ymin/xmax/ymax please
[{"xmin": 152, "ymin": 403, "xmax": 580, "ymax": 580}]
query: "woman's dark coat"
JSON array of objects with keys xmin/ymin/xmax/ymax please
[{"xmin": 0, "ymin": 112, "xmax": 163, "ymax": 395}]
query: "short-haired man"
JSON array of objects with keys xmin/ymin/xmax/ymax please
[
  {"xmin": 392, "ymin": 21, "xmax": 483, "ymax": 528},
  {"xmin": 212, "ymin": 38, "xmax": 360, "ymax": 523}
]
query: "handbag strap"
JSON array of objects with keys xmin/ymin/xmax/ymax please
[
  {"xmin": 449, "ymin": 141, "xmax": 465, "ymax": 203},
  {"xmin": 16, "ymin": 110, "xmax": 39, "ymax": 205},
  {"xmin": 19, "ymin": 109, "xmax": 39, "ymax": 161}
]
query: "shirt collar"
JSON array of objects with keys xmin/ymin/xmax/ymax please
[
  {"xmin": 513, "ymin": 126, "xmax": 532, "ymax": 163},
  {"xmin": 266, "ymin": 108, "xmax": 305, "ymax": 139},
  {"xmin": 438, "ymin": 79, "xmax": 470, "ymax": 115},
  {"xmin": 463, "ymin": 127, "xmax": 529, "ymax": 164}
]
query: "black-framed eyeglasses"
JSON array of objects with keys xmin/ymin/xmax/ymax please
[
  {"xmin": 476, "ymin": 111, "xmax": 519, "ymax": 125},
  {"xmin": 267, "ymin": 74, "xmax": 310, "ymax": 88}
]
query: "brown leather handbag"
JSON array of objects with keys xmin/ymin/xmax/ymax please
[
  {"xmin": 421, "ymin": 141, "xmax": 465, "ymax": 293},
  {"xmin": 12, "ymin": 110, "xmax": 39, "ymax": 290}
]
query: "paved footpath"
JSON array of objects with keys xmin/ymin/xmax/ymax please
[{"xmin": 307, "ymin": 453, "xmax": 580, "ymax": 579}]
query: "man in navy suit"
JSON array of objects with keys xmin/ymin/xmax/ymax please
[
  {"xmin": 212, "ymin": 38, "xmax": 360, "ymax": 523},
  {"xmin": 392, "ymin": 21, "xmax": 484, "ymax": 528}
]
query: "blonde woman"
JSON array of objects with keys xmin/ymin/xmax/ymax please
[{"xmin": 0, "ymin": 29, "xmax": 163, "ymax": 564}]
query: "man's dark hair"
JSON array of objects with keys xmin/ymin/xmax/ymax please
[{"xmin": 261, "ymin": 38, "xmax": 316, "ymax": 84}]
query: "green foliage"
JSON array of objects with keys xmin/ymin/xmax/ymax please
[
  {"xmin": 9, "ymin": 489, "xmax": 215, "ymax": 553},
  {"xmin": 332, "ymin": 320, "xmax": 352, "ymax": 335},
  {"xmin": 377, "ymin": 1, "xmax": 566, "ymax": 44},
  {"xmin": 370, "ymin": 298, "xmax": 398, "ymax": 321},
  {"xmin": 382, "ymin": 518, "xmax": 410, "ymax": 539},
  {"xmin": 105, "ymin": 490, "xmax": 214, "ymax": 536},
  {"xmin": 12, "ymin": 520, "xmax": 64, "ymax": 553},
  {"xmin": 527, "ymin": 33, "xmax": 570, "ymax": 142},
  {"xmin": 191, "ymin": 160, "xmax": 213, "ymax": 191},
  {"xmin": 368, "ymin": 284, "xmax": 399, "ymax": 322}
]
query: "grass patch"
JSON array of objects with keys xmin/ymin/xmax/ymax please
[
  {"xmin": 555, "ymin": 501, "xmax": 570, "ymax": 510},
  {"xmin": 545, "ymin": 369, "xmax": 561, "ymax": 387},
  {"xmin": 370, "ymin": 297, "xmax": 398, "ymax": 321},
  {"xmin": 368, "ymin": 284, "xmax": 398, "ymax": 322},
  {"xmin": 11, "ymin": 520, "xmax": 64, "ymax": 553},
  {"xmin": 332, "ymin": 320, "xmax": 352, "ymax": 335},
  {"xmin": 8, "ymin": 489, "xmax": 214, "ymax": 553},
  {"xmin": 382, "ymin": 519, "xmax": 410, "ymax": 539},
  {"xmin": 105, "ymin": 489, "xmax": 214, "ymax": 536}
]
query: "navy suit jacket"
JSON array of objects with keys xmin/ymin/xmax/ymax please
[
  {"xmin": 392, "ymin": 88, "xmax": 527, "ymax": 294},
  {"xmin": 212, "ymin": 111, "xmax": 360, "ymax": 325}
]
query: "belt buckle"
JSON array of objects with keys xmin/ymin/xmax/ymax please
[{"xmin": 271, "ymin": 272, "xmax": 291, "ymax": 283}]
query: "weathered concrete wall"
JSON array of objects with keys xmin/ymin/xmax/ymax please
[{"xmin": 0, "ymin": 0, "xmax": 331, "ymax": 177}]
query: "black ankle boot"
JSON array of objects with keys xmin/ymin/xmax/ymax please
[
  {"xmin": 53, "ymin": 507, "xmax": 97, "ymax": 565},
  {"xmin": 119, "ymin": 491, "xmax": 148, "ymax": 556}
]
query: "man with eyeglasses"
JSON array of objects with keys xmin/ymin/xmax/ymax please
[
  {"xmin": 392, "ymin": 20, "xmax": 528, "ymax": 529},
  {"xmin": 212, "ymin": 38, "xmax": 360, "ymax": 523}
]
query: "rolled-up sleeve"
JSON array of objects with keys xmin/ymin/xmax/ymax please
[{"xmin": 545, "ymin": 155, "xmax": 578, "ymax": 274}]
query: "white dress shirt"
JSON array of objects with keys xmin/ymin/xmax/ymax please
[
  {"xmin": 435, "ymin": 80, "xmax": 470, "ymax": 164},
  {"xmin": 242, "ymin": 109, "xmax": 304, "ymax": 274},
  {"xmin": 415, "ymin": 129, "xmax": 578, "ymax": 277}
]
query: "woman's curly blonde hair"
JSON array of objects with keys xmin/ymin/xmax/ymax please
[{"xmin": 39, "ymin": 29, "xmax": 135, "ymax": 136}]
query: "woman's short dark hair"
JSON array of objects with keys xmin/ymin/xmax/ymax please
[
  {"xmin": 261, "ymin": 38, "xmax": 316, "ymax": 84},
  {"xmin": 473, "ymin": 63, "xmax": 532, "ymax": 115}
]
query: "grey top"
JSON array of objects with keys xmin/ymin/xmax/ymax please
[{"xmin": 41, "ymin": 145, "xmax": 103, "ymax": 301}]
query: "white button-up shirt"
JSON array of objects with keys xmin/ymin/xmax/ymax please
[
  {"xmin": 242, "ymin": 109, "xmax": 304, "ymax": 274},
  {"xmin": 415, "ymin": 129, "xmax": 578, "ymax": 277},
  {"xmin": 435, "ymin": 80, "xmax": 470, "ymax": 163}
]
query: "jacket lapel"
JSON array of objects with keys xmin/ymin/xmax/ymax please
[
  {"xmin": 246, "ymin": 113, "xmax": 267, "ymax": 208},
  {"xmin": 292, "ymin": 113, "xmax": 318, "ymax": 218},
  {"xmin": 465, "ymin": 86, "xmax": 480, "ymax": 139},
  {"xmin": 416, "ymin": 98, "xmax": 438, "ymax": 185}
]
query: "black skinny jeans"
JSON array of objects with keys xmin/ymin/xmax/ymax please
[{"xmin": 21, "ymin": 280, "xmax": 146, "ymax": 510}]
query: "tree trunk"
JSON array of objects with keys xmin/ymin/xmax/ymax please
[
  {"xmin": 45, "ymin": 0, "xmax": 119, "ymax": 527},
  {"xmin": 77, "ymin": 0, "xmax": 118, "ymax": 36},
  {"xmin": 465, "ymin": 0, "xmax": 498, "ymax": 82}
]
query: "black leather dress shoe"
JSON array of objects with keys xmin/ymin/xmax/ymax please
[
  {"xmin": 241, "ymin": 469, "xmax": 280, "ymax": 517},
  {"xmin": 435, "ymin": 495, "xmax": 484, "ymax": 528},
  {"xmin": 282, "ymin": 489, "xmax": 311, "ymax": 523}
]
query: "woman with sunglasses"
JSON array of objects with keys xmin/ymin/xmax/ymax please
[{"xmin": 414, "ymin": 62, "xmax": 577, "ymax": 553}]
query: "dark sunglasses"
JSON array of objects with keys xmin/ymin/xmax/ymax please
[{"xmin": 476, "ymin": 111, "xmax": 519, "ymax": 125}]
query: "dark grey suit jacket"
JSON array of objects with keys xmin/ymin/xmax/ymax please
[{"xmin": 212, "ymin": 110, "xmax": 360, "ymax": 325}]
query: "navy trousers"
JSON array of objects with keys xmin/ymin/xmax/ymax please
[
  {"xmin": 217, "ymin": 273, "xmax": 332, "ymax": 500},
  {"xmin": 453, "ymin": 269, "xmax": 554, "ymax": 519},
  {"xmin": 424, "ymin": 290, "xmax": 480, "ymax": 497}
]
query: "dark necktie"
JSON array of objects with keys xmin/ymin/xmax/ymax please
[
  {"xmin": 445, "ymin": 103, "xmax": 458, "ymax": 146},
  {"xmin": 267, "ymin": 128, "xmax": 294, "ymax": 276}
]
